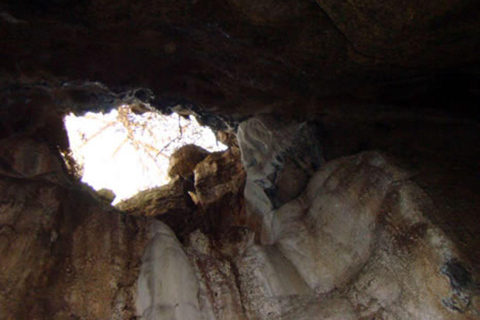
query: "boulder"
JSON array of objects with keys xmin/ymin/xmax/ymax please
[{"xmin": 168, "ymin": 144, "xmax": 210, "ymax": 179}]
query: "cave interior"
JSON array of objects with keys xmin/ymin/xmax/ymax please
[{"xmin": 0, "ymin": 0, "xmax": 480, "ymax": 319}]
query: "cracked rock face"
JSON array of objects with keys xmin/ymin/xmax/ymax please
[
  {"xmin": 0, "ymin": 0, "xmax": 480, "ymax": 316},
  {"xmin": 131, "ymin": 116, "xmax": 479, "ymax": 320},
  {"xmin": 0, "ymin": 178, "xmax": 150, "ymax": 319},
  {"xmin": 1, "ymin": 0, "xmax": 480, "ymax": 115},
  {"xmin": 132, "ymin": 149, "xmax": 479, "ymax": 319},
  {"xmin": 0, "ymin": 87, "xmax": 479, "ymax": 319}
]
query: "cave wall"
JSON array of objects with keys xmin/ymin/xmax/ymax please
[
  {"xmin": 0, "ymin": 177, "xmax": 148, "ymax": 319},
  {"xmin": 132, "ymin": 138, "xmax": 480, "ymax": 319},
  {"xmin": 1, "ymin": 0, "xmax": 480, "ymax": 115},
  {"xmin": 1, "ymin": 0, "xmax": 480, "ymax": 319},
  {"xmin": 235, "ymin": 115, "xmax": 480, "ymax": 318},
  {"xmin": 0, "ymin": 88, "xmax": 150, "ymax": 319},
  {"xmin": 0, "ymin": 85, "xmax": 479, "ymax": 319}
]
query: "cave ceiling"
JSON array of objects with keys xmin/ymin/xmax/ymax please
[{"xmin": 1, "ymin": 0, "xmax": 480, "ymax": 116}]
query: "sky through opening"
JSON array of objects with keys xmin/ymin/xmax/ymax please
[{"xmin": 64, "ymin": 106, "xmax": 227, "ymax": 204}]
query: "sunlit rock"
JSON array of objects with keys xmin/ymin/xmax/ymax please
[
  {"xmin": 117, "ymin": 177, "xmax": 193, "ymax": 217},
  {"xmin": 169, "ymin": 144, "xmax": 210, "ymax": 179},
  {"xmin": 135, "ymin": 221, "xmax": 204, "ymax": 320},
  {"xmin": 97, "ymin": 188, "xmax": 116, "ymax": 203},
  {"xmin": 194, "ymin": 148, "xmax": 245, "ymax": 207},
  {"xmin": 271, "ymin": 152, "xmax": 402, "ymax": 293},
  {"xmin": 193, "ymin": 147, "xmax": 248, "ymax": 232},
  {"xmin": 238, "ymin": 115, "xmax": 323, "ymax": 243}
]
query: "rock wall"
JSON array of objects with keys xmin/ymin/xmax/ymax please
[
  {"xmin": 0, "ymin": 163, "xmax": 151, "ymax": 319},
  {"xmin": 1, "ymin": 0, "xmax": 480, "ymax": 315},
  {"xmin": 0, "ymin": 88, "xmax": 151, "ymax": 319},
  {"xmin": 132, "ymin": 116, "xmax": 480, "ymax": 319},
  {"xmin": 1, "ymin": 0, "xmax": 480, "ymax": 115},
  {"xmin": 132, "ymin": 149, "xmax": 479, "ymax": 319},
  {"xmin": 0, "ymin": 89, "xmax": 479, "ymax": 319}
]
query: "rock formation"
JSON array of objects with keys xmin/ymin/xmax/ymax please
[
  {"xmin": 131, "ymin": 120, "xmax": 480, "ymax": 319},
  {"xmin": 1, "ymin": 0, "xmax": 480, "ymax": 319}
]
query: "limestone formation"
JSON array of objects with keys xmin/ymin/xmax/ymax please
[
  {"xmin": 238, "ymin": 116, "xmax": 324, "ymax": 241},
  {"xmin": 1, "ymin": 0, "xmax": 480, "ymax": 319},
  {"xmin": 0, "ymin": 177, "xmax": 150, "ymax": 319},
  {"xmin": 132, "ymin": 144, "xmax": 480, "ymax": 319},
  {"xmin": 135, "ymin": 221, "xmax": 204, "ymax": 320}
]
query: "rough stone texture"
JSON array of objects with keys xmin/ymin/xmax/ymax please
[
  {"xmin": 234, "ymin": 244, "xmax": 314, "ymax": 319},
  {"xmin": 194, "ymin": 147, "xmax": 247, "ymax": 233},
  {"xmin": 237, "ymin": 115, "xmax": 324, "ymax": 241},
  {"xmin": 97, "ymin": 187, "xmax": 116, "ymax": 203},
  {"xmin": 194, "ymin": 148, "xmax": 244, "ymax": 207},
  {"xmin": 1, "ymin": 0, "xmax": 479, "ymax": 115},
  {"xmin": 186, "ymin": 230, "xmax": 245, "ymax": 320},
  {"xmin": 269, "ymin": 153, "xmax": 399, "ymax": 293},
  {"xmin": 0, "ymin": 88, "xmax": 151, "ymax": 320},
  {"xmin": 135, "ymin": 221, "xmax": 205, "ymax": 320},
  {"xmin": 117, "ymin": 177, "xmax": 196, "ymax": 240},
  {"xmin": 169, "ymin": 144, "xmax": 210, "ymax": 179},
  {"xmin": 0, "ymin": 177, "xmax": 150, "ymax": 319},
  {"xmin": 117, "ymin": 177, "xmax": 193, "ymax": 217},
  {"xmin": 131, "ymin": 149, "xmax": 480, "ymax": 320},
  {"xmin": 320, "ymin": 105, "xmax": 480, "ymax": 273},
  {"xmin": 1, "ymin": 3, "xmax": 480, "ymax": 315}
]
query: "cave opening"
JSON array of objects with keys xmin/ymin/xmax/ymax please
[{"xmin": 63, "ymin": 105, "xmax": 227, "ymax": 204}]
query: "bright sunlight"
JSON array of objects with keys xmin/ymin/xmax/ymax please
[{"xmin": 64, "ymin": 106, "xmax": 227, "ymax": 204}]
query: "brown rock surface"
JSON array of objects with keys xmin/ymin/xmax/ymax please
[
  {"xmin": 0, "ymin": 177, "xmax": 150, "ymax": 319},
  {"xmin": 133, "ymin": 151, "xmax": 480, "ymax": 319},
  {"xmin": 117, "ymin": 177, "xmax": 193, "ymax": 218},
  {"xmin": 194, "ymin": 147, "xmax": 248, "ymax": 233},
  {"xmin": 0, "ymin": 87, "xmax": 151, "ymax": 320},
  {"xmin": 0, "ymin": 0, "xmax": 479, "ymax": 115},
  {"xmin": 0, "ymin": 1, "xmax": 479, "ymax": 318},
  {"xmin": 169, "ymin": 144, "xmax": 210, "ymax": 179},
  {"xmin": 194, "ymin": 148, "xmax": 245, "ymax": 207},
  {"xmin": 117, "ymin": 177, "xmax": 196, "ymax": 239}
]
